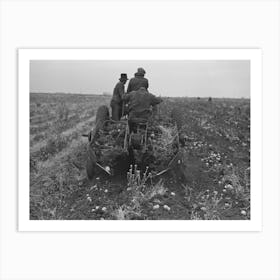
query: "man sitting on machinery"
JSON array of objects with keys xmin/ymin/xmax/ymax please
[
  {"xmin": 122, "ymin": 87, "xmax": 162, "ymax": 132},
  {"xmin": 127, "ymin": 67, "xmax": 149, "ymax": 93}
]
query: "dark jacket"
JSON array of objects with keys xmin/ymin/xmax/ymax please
[
  {"xmin": 127, "ymin": 73, "xmax": 149, "ymax": 93},
  {"xmin": 111, "ymin": 81, "xmax": 125, "ymax": 104},
  {"xmin": 123, "ymin": 87, "xmax": 162, "ymax": 121}
]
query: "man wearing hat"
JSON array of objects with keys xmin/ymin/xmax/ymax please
[
  {"xmin": 110, "ymin": 73, "xmax": 129, "ymax": 121},
  {"xmin": 123, "ymin": 87, "xmax": 162, "ymax": 132},
  {"xmin": 127, "ymin": 67, "xmax": 149, "ymax": 93}
]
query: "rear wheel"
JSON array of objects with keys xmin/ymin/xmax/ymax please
[
  {"xmin": 89, "ymin": 105, "xmax": 110, "ymax": 143},
  {"xmin": 95, "ymin": 105, "xmax": 110, "ymax": 133},
  {"xmin": 86, "ymin": 144, "xmax": 97, "ymax": 181}
]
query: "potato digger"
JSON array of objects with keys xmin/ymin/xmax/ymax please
[{"xmin": 83, "ymin": 104, "xmax": 186, "ymax": 181}]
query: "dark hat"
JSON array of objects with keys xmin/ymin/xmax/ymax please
[
  {"xmin": 137, "ymin": 67, "xmax": 146, "ymax": 75},
  {"xmin": 119, "ymin": 73, "xmax": 129, "ymax": 80}
]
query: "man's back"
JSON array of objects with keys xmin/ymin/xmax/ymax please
[
  {"xmin": 124, "ymin": 88, "xmax": 162, "ymax": 121},
  {"xmin": 127, "ymin": 74, "xmax": 149, "ymax": 93}
]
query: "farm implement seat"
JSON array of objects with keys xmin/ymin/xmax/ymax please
[{"xmin": 128, "ymin": 117, "xmax": 149, "ymax": 151}]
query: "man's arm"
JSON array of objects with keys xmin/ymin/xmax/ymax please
[
  {"xmin": 150, "ymin": 93, "xmax": 163, "ymax": 106},
  {"xmin": 122, "ymin": 92, "xmax": 131, "ymax": 101},
  {"xmin": 127, "ymin": 80, "xmax": 132, "ymax": 93}
]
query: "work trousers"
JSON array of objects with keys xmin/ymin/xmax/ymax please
[{"xmin": 111, "ymin": 101, "xmax": 122, "ymax": 121}]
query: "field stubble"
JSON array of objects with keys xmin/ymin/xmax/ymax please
[{"xmin": 30, "ymin": 93, "xmax": 250, "ymax": 220}]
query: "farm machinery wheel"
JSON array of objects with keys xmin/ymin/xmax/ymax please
[
  {"xmin": 84, "ymin": 106, "xmax": 132, "ymax": 180},
  {"xmin": 88, "ymin": 105, "xmax": 110, "ymax": 142},
  {"xmin": 85, "ymin": 105, "xmax": 110, "ymax": 180},
  {"xmin": 86, "ymin": 144, "xmax": 98, "ymax": 181}
]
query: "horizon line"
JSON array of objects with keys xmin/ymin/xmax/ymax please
[{"xmin": 30, "ymin": 91, "xmax": 250, "ymax": 99}]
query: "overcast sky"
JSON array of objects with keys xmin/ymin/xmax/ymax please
[{"xmin": 30, "ymin": 60, "xmax": 250, "ymax": 98}]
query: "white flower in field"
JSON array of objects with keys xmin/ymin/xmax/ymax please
[
  {"xmin": 91, "ymin": 209, "xmax": 95, "ymax": 212},
  {"xmin": 163, "ymin": 205, "xmax": 171, "ymax": 211},
  {"xmin": 213, "ymin": 191, "xmax": 218, "ymax": 195},
  {"xmin": 223, "ymin": 189, "xmax": 227, "ymax": 193},
  {"xmin": 206, "ymin": 162, "xmax": 209, "ymax": 166},
  {"xmin": 151, "ymin": 133, "xmax": 155, "ymax": 138},
  {"xmin": 95, "ymin": 206, "xmax": 100, "ymax": 210},
  {"xmin": 102, "ymin": 207, "xmax": 107, "ymax": 211},
  {"xmin": 104, "ymin": 189, "xmax": 108, "ymax": 193},
  {"xmin": 201, "ymin": 207, "xmax": 207, "ymax": 211},
  {"xmin": 96, "ymin": 177, "xmax": 100, "ymax": 180},
  {"xmin": 241, "ymin": 210, "xmax": 247, "ymax": 215},
  {"xmin": 87, "ymin": 197, "xmax": 92, "ymax": 202},
  {"xmin": 171, "ymin": 192, "xmax": 175, "ymax": 196},
  {"xmin": 153, "ymin": 204, "xmax": 160, "ymax": 210}
]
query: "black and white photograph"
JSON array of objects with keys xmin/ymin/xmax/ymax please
[
  {"xmin": 25, "ymin": 50, "xmax": 256, "ymax": 224},
  {"xmin": 17, "ymin": 48, "xmax": 262, "ymax": 231},
  {"xmin": 2, "ymin": 1, "xmax": 279, "ymax": 279}
]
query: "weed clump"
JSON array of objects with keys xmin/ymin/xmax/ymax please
[{"xmin": 112, "ymin": 165, "xmax": 167, "ymax": 220}]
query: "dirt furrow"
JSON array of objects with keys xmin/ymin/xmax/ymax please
[{"xmin": 30, "ymin": 115, "xmax": 96, "ymax": 154}]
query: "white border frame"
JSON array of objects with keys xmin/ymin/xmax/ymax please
[{"xmin": 19, "ymin": 48, "xmax": 262, "ymax": 232}]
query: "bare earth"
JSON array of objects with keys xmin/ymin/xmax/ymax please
[{"xmin": 30, "ymin": 92, "xmax": 250, "ymax": 220}]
